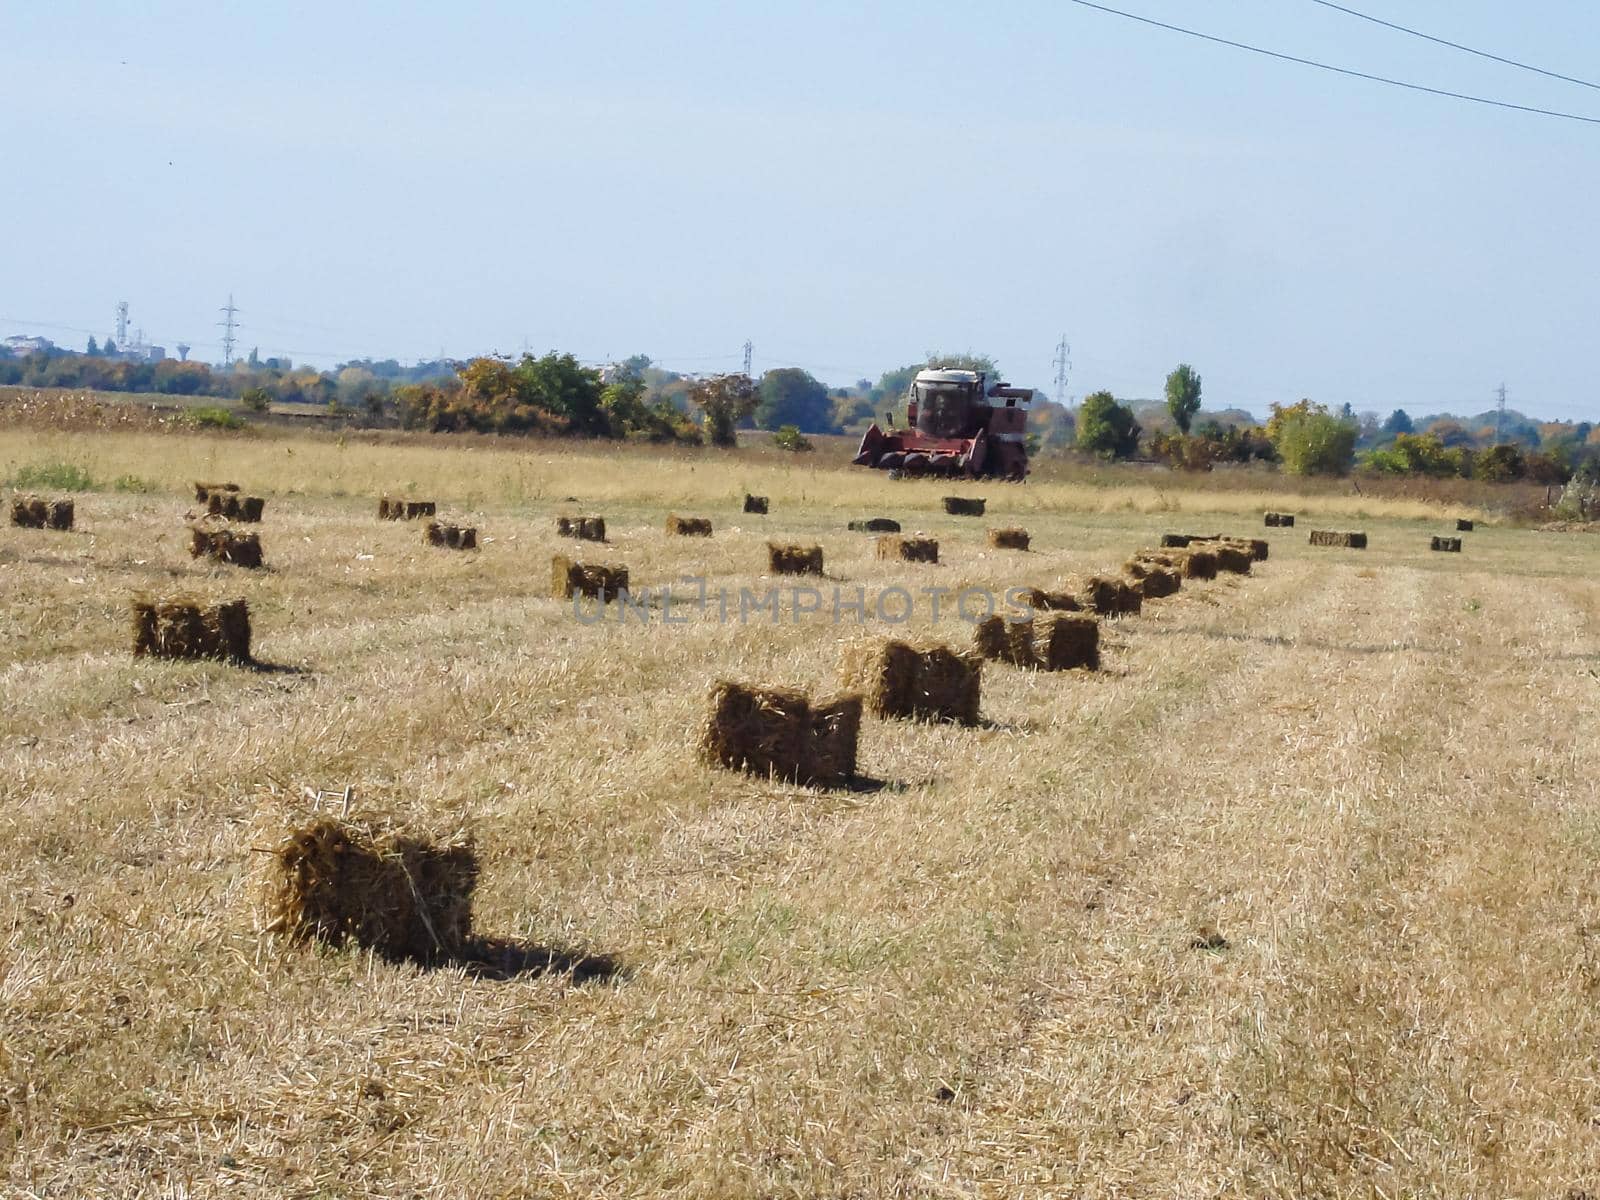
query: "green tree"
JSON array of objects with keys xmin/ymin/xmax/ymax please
[
  {"xmin": 1270, "ymin": 401, "xmax": 1357, "ymax": 475},
  {"xmin": 1076, "ymin": 391, "xmax": 1141, "ymax": 459},
  {"xmin": 771, "ymin": 424, "xmax": 814, "ymax": 452},
  {"xmin": 1382, "ymin": 409, "xmax": 1413, "ymax": 435},
  {"xmin": 1164, "ymin": 363, "xmax": 1202, "ymax": 434},
  {"xmin": 85, "ymin": 336, "xmax": 99, "ymax": 356},
  {"xmin": 690, "ymin": 373, "xmax": 759, "ymax": 447},
  {"xmin": 240, "ymin": 387, "xmax": 271, "ymax": 413},
  {"xmin": 1475, "ymin": 443, "xmax": 1527, "ymax": 483},
  {"xmin": 756, "ymin": 367, "xmax": 833, "ymax": 432},
  {"xmin": 247, "ymin": 346, "xmax": 260, "ymax": 368}
]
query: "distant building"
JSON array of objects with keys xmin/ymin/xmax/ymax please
[{"xmin": 2, "ymin": 335, "xmax": 54, "ymax": 356}]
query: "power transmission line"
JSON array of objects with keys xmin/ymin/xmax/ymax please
[
  {"xmin": 1052, "ymin": 335, "xmax": 1072, "ymax": 407},
  {"xmin": 1307, "ymin": 0, "xmax": 1600, "ymax": 92},
  {"xmin": 1063, "ymin": 0, "xmax": 1600, "ymax": 126},
  {"xmin": 218, "ymin": 294, "xmax": 240, "ymax": 366}
]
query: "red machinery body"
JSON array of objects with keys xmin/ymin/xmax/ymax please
[{"xmin": 852, "ymin": 368, "xmax": 1035, "ymax": 480}]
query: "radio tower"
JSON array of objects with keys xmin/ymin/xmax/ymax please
[
  {"xmin": 742, "ymin": 339, "xmax": 753, "ymax": 377},
  {"xmin": 1495, "ymin": 382, "xmax": 1508, "ymax": 443},
  {"xmin": 1052, "ymin": 335, "xmax": 1072, "ymax": 406},
  {"xmin": 218, "ymin": 294, "xmax": 240, "ymax": 366}
]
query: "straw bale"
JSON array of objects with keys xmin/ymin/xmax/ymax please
[
  {"xmin": 258, "ymin": 813, "xmax": 476, "ymax": 962},
  {"xmin": 973, "ymin": 615, "xmax": 1037, "ymax": 668},
  {"xmin": 1456, "ymin": 518, "xmax": 1474, "ymax": 532},
  {"xmin": 1431, "ymin": 536, "xmax": 1462, "ymax": 552},
  {"xmin": 943, "ymin": 496, "xmax": 986, "ymax": 516},
  {"xmin": 1309, "ymin": 530, "xmax": 1368, "ymax": 549},
  {"xmin": 876, "ymin": 535, "xmax": 939, "ymax": 564},
  {"xmin": 1126, "ymin": 563, "xmax": 1180, "ymax": 598},
  {"xmin": 194, "ymin": 482, "xmax": 240, "ymax": 502},
  {"xmin": 744, "ymin": 494, "xmax": 769, "ymax": 514},
  {"xmin": 1077, "ymin": 574, "xmax": 1142, "ymax": 616},
  {"xmin": 809, "ymin": 695, "xmax": 863, "ymax": 786},
  {"xmin": 556, "ymin": 515, "xmax": 607, "ymax": 541},
  {"xmin": 130, "ymin": 595, "xmax": 252, "ymax": 662},
  {"xmin": 552, "ymin": 554, "xmax": 628, "ymax": 599},
  {"xmin": 841, "ymin": 640, "xmax": 981, "ymax": 725},
  {"xmin": 987, "ymin": 528, "xmax": 1030, "ymax": 551},
  {"xmin": 10, "ymin": 494, "xmax": 73, "ymax": 530},
  {"xmin": 1180, "ymin": 548, "xmax": 1218, "ymax": 579},
  {"xmin": 424, "ymin": 521, "xmax": 478, "ymax": 550},
  {"xmin": 1161, "ymin": 532, "xmax": 1221, "ymax": 548},
  {"xmin": 1264, "ymin": 512, "xmax": 1296, "ymax": 527},
  {"xmin": 1039, "ymin": 614, "xmax": 1099, "ymax": 671},
  {"xmin": 666, "ymin": 514, "xmax": 713, "ymax": 537},
  {"xmin": 1212, "ymin": 542, "xmax": 1253, "ymax": 574},
  {"xmin": 1018, "ymin": 587, "xmax": 1081, "ymax": 612},
  {"xmin": 768, "ymin": 543, "xmax": 823, "ymax": 576},
  {"xmin": 848, "ymin": 517, "xmax": 901, "ymax": 533},
  {"xmin": 189, "ymin": 525, "xmax": 264, "ymax": 569},
  {"xmin": 698, "ymin": 681, "xmax": 858, "ymax": 785}
]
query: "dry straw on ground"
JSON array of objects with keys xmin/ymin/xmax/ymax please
[
  {"xmin": 848, "ymin": 517, "xmax": 900, "ymax": 533},
  {"xmin": 551, "ymin": 554, "xmax": 628, "ymax": 599},
  {"xmin": 1431, "ymin": 536, "xmax": 1463, "ymax": 552},
  {"xmin": 424, "ymin": 521, "xmax": 478, "ymax": 550},
  {"xmin": 973, "ymin": 615, "xmax": 1038, "ymax": 668},
  {"xmin": 556, "ymin": 515, "xmax": 607, "ymax": 541},
  {"xmin": 743, "ymin": 494, "xmax": 769, "ymax": 514},
  {"xmin": 1038, "ymin": 613, "xmax": 1099, "ymax": 670},
  {"xmin": 987, "ymin": 528, "xmax": 1030, "ymax": 551},
  {"xmin": 130, "ymin": 595, "xmax": 252, "ymax": 662},
  {"xmin": 9, "ymin": 495, "xmax": 73, "ymax": 530},
  {"xmin": 876, "ymin": 535, "xmax": 939, "ymax": 564},
  {"xmin": 1264, "ymin": 511, "xmax": 1296, "ymax": 527},
  {"xmin": 256, "ymin": 810, "xmax": 476, "ymax": 963},
  {"xmin": 1310, "ymin": 529, "xmax": 1368, "ymax": 549},
  {"xmin": 943, "ymin": 496, "xmax": 986, "ymax": 516},
  {"xmin": 665, "ymin": 514, "xmax": 713, "ymax": 537},
  {"xmin": 189, "ymin": 525, "xmax": 264, "ymax": 569},
  {"xmin": 840, "ymin": 640, "xmax": 982, "ymax": 725},
  {"xmin": 768, "ymin": 543, "xmax": 823, "ymax": 576},
  {"xmin": 379, "ymin": 497, "xmax": 437, "ymax": 520},
  {"xmin": 698, "ymin": 681, "xmax": 861, "ymax": 785}
]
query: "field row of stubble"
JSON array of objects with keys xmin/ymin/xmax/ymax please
[{"xmin": 3, "ymin": 427, "xmax": 1599, "ymax": 1197}]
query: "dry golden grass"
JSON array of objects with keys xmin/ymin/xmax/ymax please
[{"xmin": 3, "ymin": 426, "xmax": 1600, "ymax": 1197}]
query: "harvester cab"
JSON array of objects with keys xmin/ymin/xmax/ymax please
[{"xmin": 852, "ymin": 368, "xmax": 1035, "ymax": 480}]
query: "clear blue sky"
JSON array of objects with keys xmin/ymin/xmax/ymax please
[{"xmin": 8, "ymin": 1, "xmax": 1598, "ymax": 420}]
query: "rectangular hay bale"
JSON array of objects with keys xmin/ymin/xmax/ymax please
[
  {"xmin": 1077, "ymin": 574, "xmax": 1142, "ymax": 616},
  {"xmin": 973, "ymin": 615, "xmax": 1037, "ymax": 668},
  {"xmin": 841, "ymin": 640, "xmax": 981, "ymax": 725},
  {"xmin": 189, "ymin": 525, "xmax": 264, "ymax": 569},
  {"xmin": 557, "ymin": 515, "xmax": 607, "ymax": 541},
  {"xmin": 551, "ymin": 553, "xmax": 628, "ymax": 599},
  {"xmin": 699, "ymin": 681, "xmax": 858, "ymax": 786},
  {"xmin": 1018, "ymin": 586, "xmax": 1081, "ymax": 612},
  {"xmin": 10, "ymin": 495, "xmax": 73, "ymax": 530},
  {"xmin": 260, "ymin": 815, "xmax": 476, "ymax": 962},
  {"xmin": 665, "ymin": 514, "xmax": 713, "ymax": 537},
  {"xmin": 1431, "ymin": 536, "xmax": 1462, "ymax": 552},
  {"xmin": 743, "ymin": 494, "xmax": 769, "ymax": 515},
  {"xmin": 942, "ymin": 496, "xmax": 986, "ymax": 516},
  {"xmin": 1309, "ymin": 530, "xmax": 1367, "ymax": 549},
  {"xmin": 1456, "ymin": 519, "xmax": 1474, "ymax": 532},
  {"xmin": 987, "ymin": 528, "xmax": 1029, "ymax": 551},
  {"xmin": 130, "ymin": 595, "xmax": 252, "ymax": 662},
  {"xmin": 768, "ymin": 543, "xmax": 823, "ymax": 576},
  {"xmin": 848, "ymin": 517, "xmax": 900, "ymax": 533},
  {"xmin": 424, "ymin": 521, "xmax": 478, "ymax": 550},
  {"xmin": 1264, "ymin": 512, "xmax": 1296, "ymax": 527},
  {"xmin": 876, "ymin": 535, "xmax": 939, "ymax": 564},
  {"xmin": 1039, "ymin": 614, "xmax": 1099, "ymax": 671}
]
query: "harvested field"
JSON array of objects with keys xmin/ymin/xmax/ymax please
[
  {"xmin": 1310, "ymin": 529, "xmax": 1369, "ymax": 549},
  {"xmin": 556, "ymin": 515, "xmax": 607, "ymax": 541},
  {"xmin": 840, "ymin": 639, "xmax": 982, "ymax": 725},
  {"xmin": 665, "ymin": 514, "xmax": 713, "ymax": 537},
  {"xmin": 9, "ymin": 494, "xmax": 74, "ymax": 530},
  {"xmin": 768, "ymin": 542, "xmax": 823, "ymax": 575},
  {"xmin": 188, "ymin": 525, "xmax": 264, "ymax": 569},
  {"xmin": 876, "ymin": 535, "xmax": 938, "ymax": 564},
  {"xmin": 5, "ymin": 424, "xmax": 1598, "ymax": 1197},
  {"xmin": 987, "ymin": 527, "xmax": 1029, "ymax": 550}
]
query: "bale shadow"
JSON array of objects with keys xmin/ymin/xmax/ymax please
[
  {"xmin": 241, "ymin": 658, "xmax": 312, "ymax": 676},
  {"xmin": 454, "ymin": 936, "xmax": 624, "ymax": 984}
]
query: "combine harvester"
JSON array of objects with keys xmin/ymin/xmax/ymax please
[{"xmin": 852, "ymin": 368, "xmax": 1036, "ymax": 480}]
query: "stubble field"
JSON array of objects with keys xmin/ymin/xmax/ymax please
[{"xmin": 3, "ymin": 426, "xmax": 1599, "ymax": 1197}]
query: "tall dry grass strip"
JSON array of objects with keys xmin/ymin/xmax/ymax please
[
  {"xmin": 743, "ymin": 494, "xmax": 769, "ymax": 514},
  {"xmin": 1264, "ymin": 511, "xmax": 1296, "ymax": 527},
  {"xmin": 848, "ymin": 518, "xmax": 900, "ymax": 533},
  {"xmin": 379, "ymin": 497, "xmax": 437, "ymax": 521},
  {"xmin": 130, "ymin": 595, "xmax": 252, "ymax": 662},
  {"xmin": 973, "ymin": 615, "xmax": 1037, "ymax": 668},
  {"xmin": 1039, "ymin": 614, "xmax": 1099, "ymax": 671},
  {"xmin": 424, "ymin": 521, "xmax": 478, "ymax": 550},
  {"xmin": 665, "ymin": 514, "xmax": 713, "ymax": 537},
  {"xmin": 1431, "ymin": 536, "xmax": 1463, "ymax": 552},
  {"xmin": 987, "ymin": 528, "xmax": 1030, "ymax": 551},
  {"xmin": 552, "ymin": 555, "xmax": 628, "ymax": 600},
  {"xmin": 840, "ymin": 640, "xmax": 982, "ymax": 726},
  {"xmin": 1309, "ymin": 530, "xmax": 1368, "ymax": 549},
  {"xmin": 942, "ymin": 496, "xmax": 986, "ymax": 516},
  {"xmin": 876, "ymin": 535, "xmax": 939, "ymax": 564},
  {"xmin": 257, "ymin": 814, "xmax": 476, "ymax": 963},
  {"xmin": 556, "ymin": 516, "xmax": 607, "ymax": 542},
  {"xmin": 698, "ymin": 681, "xmax": 860, "ymax": 786},
  {"xmin": 9, "ymin": 495, "xmax": 73, "ymax": 530},
  {"xmin": 768, "ymin": 543, "xmax": 823, "ymax": 576},
  {"xmin": 189, "ymin": 526, "xmax": 264, "ymax": 569}
]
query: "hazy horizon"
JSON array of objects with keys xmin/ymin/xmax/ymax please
[{"xmin": 9, "ymin": 1, "xmax": 1598, "ymax": 423}]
